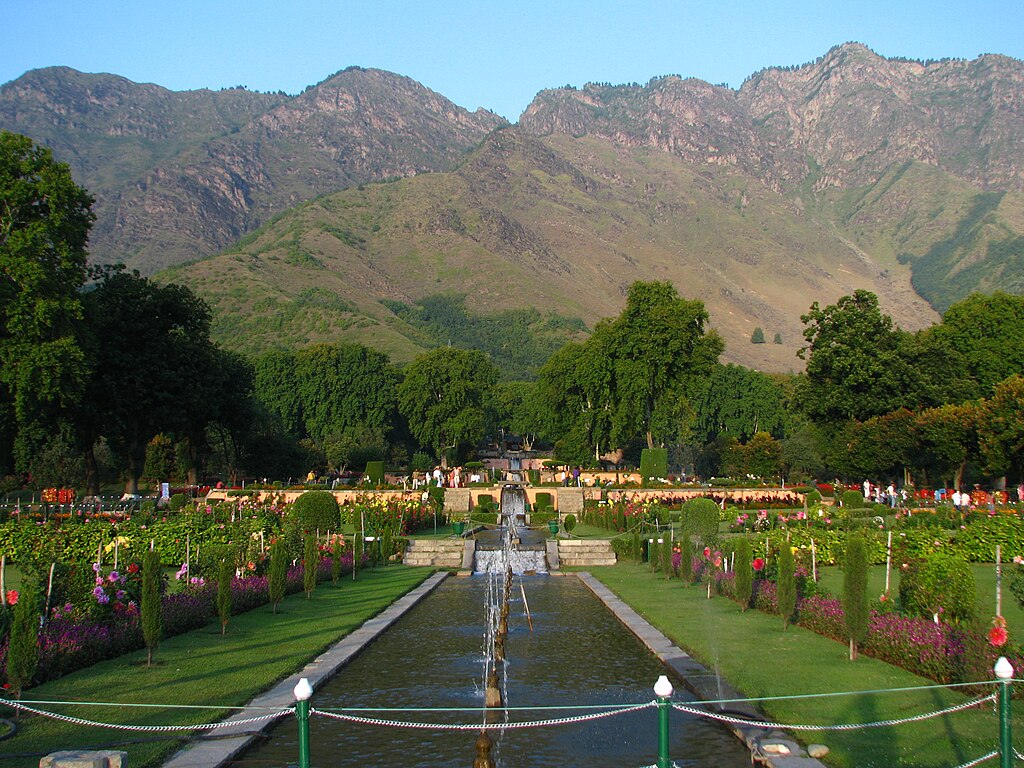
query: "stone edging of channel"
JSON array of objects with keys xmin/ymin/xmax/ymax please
[
  {"xmin": 160, "ymin": 571, "xmax": 450, "ymax": 768},
  {"xmin": 576, "ymin": 572, "xmax": 829, "ymax": 768}
]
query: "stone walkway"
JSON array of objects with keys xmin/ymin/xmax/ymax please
[
  {"xmin": 160, "ymin": 571, "xmax": 449, "ymax": 768},
  {"xmin": 577, "ymin": 573, "xmax": 829, "ymax": 768}
]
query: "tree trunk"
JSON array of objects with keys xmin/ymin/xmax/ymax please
[
  {"xmin": 955, "ymin": 461, "xmax": 966, "ymax": 491},
  {"xmin": 849, "ymin": 637, "xmax": 857, "ymax": 661},
  {"xmin": 83, "ymin": 446, "xmax": 100, "ymax": 497}
]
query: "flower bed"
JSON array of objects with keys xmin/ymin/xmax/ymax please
[{"xmin": 0, "ymin": 557, "xmax": 347, "ymax": 688}]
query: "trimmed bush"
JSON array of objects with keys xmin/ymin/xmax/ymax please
[
  {"xmin": 290, "ymin": 491, "xmax": 341, "ymax": 533},
  {"xmin": 842, "ymin": 490, "xmax": 865, "ymax": 509},
  {"xmin": 734, "ymin": 538, "xmax": 753, "ymax": 610},
  {"xmin": 777, "ymin": 545, "xmax": 796, "ymax": 628},
  {"xmin": 805, "ymin": 490, "xmax": 822, "ymax": 506},
  {"xmin": 563, "ymin": 514, "xmax": 576, "ymax": 534},
  {"xmin": 365, "ymin": 460, "xmax": 385, "ymax": 485},
  {"xmin": 640, "ymin": 448, "xmax": 668, "ymax": 482},
  {"xmin": 899, "ymin": 552, "xmax": 976, "ymax": 623},
  {"xmin": 682, "ymin": 498, "xmax": 720, "ymax": 544}
]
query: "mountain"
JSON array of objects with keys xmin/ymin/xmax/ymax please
[
  {"xmin": 0, "ymin": 66, "xmax": 506, "ymax": 272},
  {"xmin": 4, "ymin": 45, "xmax": 1024, "ymax": 372},
  {"xmin": 161, "ymin": 128, "xmax": 938, "ymax": 373}
]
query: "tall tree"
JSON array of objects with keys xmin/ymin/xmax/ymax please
[
  {"xmin": 533, "ymin": 335, "xmax": 615, "ymax": 464},
  {"xmin": 397, "ymin": 347, "xmax": 498, "ymax": 466},
  {"xmin": 0, "ymin": 131, "xmax": 94, "ymax": 471},
  {"xmin": 75, "ymin": 267, "xmax": 217, "ymax": 493},
  {"xmin": 922, "ymin": 292, "xmax": 1024, "ymax": 403},
  {"xmin": 609, "ymin": 281, "xmax": 722, "ymax": 450},
  {"xmin": 798, "ymin": 290, "xmax": 921, "ymax": 430},
  {"xmin": 693, "ymin": 364, "xmax": 788, "ymax": 444},
  {"xmin": 977, "ymin": 375, "xmax": 1024, "ymax": 480}
]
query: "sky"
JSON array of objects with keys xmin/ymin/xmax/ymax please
[{"xmin": 4, "ymin": 0, "xmax": 1024, "ymax": 121}]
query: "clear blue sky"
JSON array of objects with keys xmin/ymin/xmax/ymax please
[{"xmin": 4, "ymin": 0, "xmax": 1023, "ymax": 121}]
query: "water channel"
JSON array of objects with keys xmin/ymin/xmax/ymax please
[{"xmin": 231, "ymin": 575, "xmax": 751, "ymax": 767}]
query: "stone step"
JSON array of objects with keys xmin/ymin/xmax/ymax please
[{"xmin": 559, "ymin": 558, "xmax": 617, "ymax": 567}]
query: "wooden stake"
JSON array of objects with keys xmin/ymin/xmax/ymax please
[
  {"xmin": 1, "ymin": 554, "xmax": 6, "ymax": 607},
  {"xmin": 884, "ymin": 530, "xmax": 892, "ymax": 595},
  {"xmin": 996, "ymin": 544, "xmax": 1002, "ymax": 617}
]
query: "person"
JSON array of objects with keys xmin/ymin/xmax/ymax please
[
  {"xmin": 886, "ymin": 483, "xmax": 896, "ymax": 508},
  {"xmin": 432, "ymin": 467, "xmax": 443, "ymax": 487},
  {"xmin": 951, "ymin": 488, "xmax": 962, "ymax": 509},
  {"xmin": 560, "ymin": 469, "xmax": 568, "ymax": 487},
  {"xmin": 572, "ymin": 467, "xmax": 581, "ymax": 487},
  {"xmin": 863, "ymin": 479, "xmax": 871, "ymax": 499}
]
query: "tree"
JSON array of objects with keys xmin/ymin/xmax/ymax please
[
  {"xmin": 5, "ymin": 578, "xmax": 39, "ymax": 699},
  {"xmin": 533, "ymin": 335, "xmax": 615, "ymax": 465},
  {"xmin": 693, "ymin": 364, "xmax": 789, "ymax": 445},
  {"xmin": 977, "ymin": 375, "xmax": 1024, "ymax": 479},
  {"xmin": 773, "ymin": 333, "xmax": 783, "ymax": 345},
  {"xmin": 141, "ymin": 548, "xmax": 162, "ymax": 666},
  {"xmin": 923, "ymin": 293, "xmax": 1024, "ymax": 403},
  {"xmin": 843, "ymin": 534, "xmax": 869, "ymax": 661},
  {"xmin": 293, "ymin": 343, "xmax": 399, "ymax": 449},
  {"xmin": 912, "ymin": 403, "xmax": 979, "ymax": 489},
  {"xmin": 733, "ymin": 538, "xmax": 753, "ymax": 610},
  {"xmin": 0, "ymin": 132, "xmax": 94, "ymax": 472},
  {"xmin": 751, "ymin": 327, "xmax": 765, "ymax": 343},
  {"xmin": 777, "ymin": 545, "xmax": 796, "ymax": 629},
  {"xmin": 798, "ymin": 290, "xmax": 922, "ymax": 430},
  {"xmin": 397, "ymin": 347, "xmax": 498, "ymax": 466},
  {"xmin": 268, "ymin": 539, "xmax": 286, "ymax": 613},
  {"xmin": 75, "ymin": 267, "xmax": 221, "ymax": 494},
  {"xmin": 608, "ymin": 282, "xmax": 723, "ymax": 450}
]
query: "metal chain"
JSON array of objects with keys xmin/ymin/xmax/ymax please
[
  {"xmin": 311, "ymin": 701, "xmax": 654, "ymax": 731},
  {"xmin": 952, "ymin": 751, "xmax": 998, "ymax": 768},
  {"xmin": 671, "ymin": 693, "xmax": 995, "ymax": 732},
  {"xmin": 2, "ymin": 699, "xmax": 293, "ymax": 732}
]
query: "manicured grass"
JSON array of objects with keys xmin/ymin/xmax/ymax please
[
  {"xmin": 594, "ymin": 563, "xmax": 1022, "ymax": 768},
  {"xmin": 1, "ymin": 566, "xmax": 435, "ymax": 768}
]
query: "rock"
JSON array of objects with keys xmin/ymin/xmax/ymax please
[
  {"xmin": 40, "ymin": 751, "xmax": 127, "ymax": 768},
  {"xmin": 808, "ymin": 744, "xmax": 830, "ymax": 758}
]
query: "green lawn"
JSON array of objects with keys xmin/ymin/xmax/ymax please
[
  {"xmin": 594, "ymin": 563, "xmax": 1022, "ymax": 768},
  {"xmin": 1, "ymin": 566, "xmax": 435, "ymax": 768}
]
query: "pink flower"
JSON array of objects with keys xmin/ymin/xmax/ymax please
[
  {"xmin": 752, "ymin": 557, "xmax": 765, "ymax": 572},
  {"xmin": 990, "ymin": 626, "xmax": 1009, "ymax": 647},
  {"xmin": 5, "ymin": 589, "xmax": 17, "ymax": 605}
]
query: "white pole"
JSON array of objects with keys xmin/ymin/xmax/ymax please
[
  {"xmin": 884, "ymin": 530, "xmax": 893, "ymax": 595},
  {"xmin": 811, "ymin": 538, "xmax": 817, "ymax": 582},
  {"xmin": 997, "ymin": 544, "xmax": 1002, "ymax": 617}
]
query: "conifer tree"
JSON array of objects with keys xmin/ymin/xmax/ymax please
[
  {"xmin": 217, "ymin": 554, "xmax": 233, "ymax": 635},
  {"xmin": 751, "ymin": 327, "xmax": 766, "ymax": 343},
  {"xmin": 843, "ymin": 534, "xmax": 869, "ymax": 660},
  {"xmin": 734, "ymin": 538, "xmax": 753, "ymax": 610},
  {"xmin": 777, "ymin": 544, "xmax": 796, "ymax": 628},
  {"xmin": 677, "ymin": 528, "xmax": 693, "ymax": 583},
  {"xmin": 141, "ymin": 548, "xmax": 162, "ymax": 666},
  {"xmin": 268, "ymin": 539, "xmax": 286, "ymax": 613},
  {"xmin": 5, "ymin": 579, "xmax": 39, "ymax": 700}
]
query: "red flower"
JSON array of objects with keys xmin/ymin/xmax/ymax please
[
  {"xmin": 752, "ymin": 558, "xmax": 765, "ymax": 572},
  {"xmin": 990, "ymin": 626, "xmax": 1009, "ymax": 647},
  {"xmin": 5, "ymin": 589, "xmax": 17, "ymax": 605},
  {"xmin": 127, "ymin": 562, "xmax": 140, "ymax": 574},
  {"xmin": 703, "ymin": 547, "xmax": 711, "ymax": 559}
]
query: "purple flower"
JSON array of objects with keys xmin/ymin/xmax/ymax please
[
  {"xmin": 107, "ymin": 571, "xmax": 120, "ymax": 582},
  {"xmin": 96, "ymin": 593, "xmax": 110, "ymax": 605},
  {"xmin": 93, "ymin": 586, "xmax": 106, "ymax": 599}
]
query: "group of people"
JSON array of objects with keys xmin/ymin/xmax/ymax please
[
  {"xmin": 412, "ymin": 466, "xmax": 483, "ymax": 489},
  {"xmin": 861, "ymin": 479, "xmax": 906, "ymax": 508}
]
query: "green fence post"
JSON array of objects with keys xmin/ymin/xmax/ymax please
[
  {"xmin": 294, "ymin": 677, "xmax": 313, "ymax": 768},
  {"xmin": 996, "ymin": 657, "xmax": 1014, "ymax": 768},
  {"xmin": 654, "ymin": 675, "xmax": 673, "ymax": 768}
]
